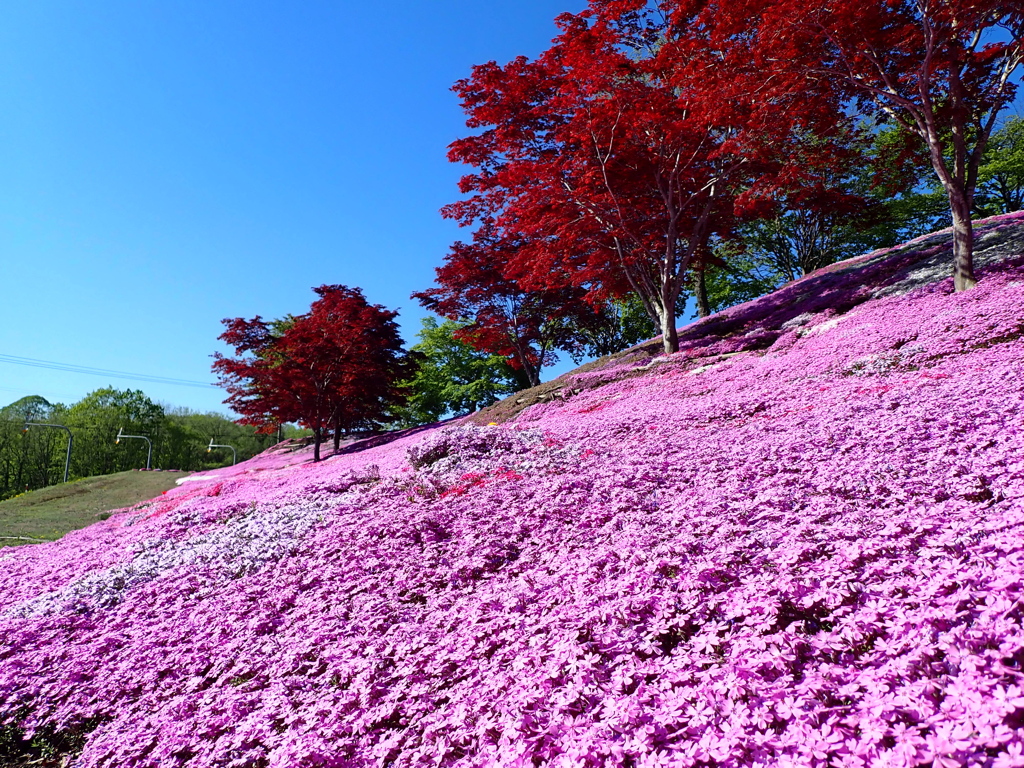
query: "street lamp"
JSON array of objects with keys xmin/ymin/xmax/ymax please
[
  {"xmin": 23, "ymin": 423, "xmax": 73, "ymax": 483},
  {"xmin": 207, "ymin": 438, "xmax": 237, "ymax": 465},
  {"xmin": 116, "ymin": 428, "xmax": 152, "ymax": 470}
]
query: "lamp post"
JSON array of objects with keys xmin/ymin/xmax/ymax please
[
  {"xmin": 116, "ymin": 428, "xmax": 152, "ymax": 470},
  {"xmin": 207, "ymin": 438, "xmax": 237, "ymax": 465},
  {"xmin": 23, "ymin": 423, "xmax": 73, "ymax": 483}
]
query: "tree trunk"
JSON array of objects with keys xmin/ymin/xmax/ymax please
[
  {"xmin": 332, "ymin": 414, "xmax": 343, "ymax": 452},
  {"xmin": 694, "ymin": 266, "xmax": 711, "ymax": 318},
  {"xmin": 511, "ymin": 367, "xmax": 533, "ymax": 392},
  {"xmin": 312, "ymin": 428, "xmax": 322, "ymax": 463},
  {"xmin": 659, "ymin": 302, "xmax": 678, "ymax": 355},
  {"xmin": 948, "ymin": 189, "xmax": 978, "ymax": 292},
  {"xmin": 525, "ymin": 365, "xmax": 541, "ymax": 389}
]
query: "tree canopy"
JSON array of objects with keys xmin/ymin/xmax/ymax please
[
  {"xmin": 429, "ymin": 0, "xmax": 1022, "ymax": 352},
  {"xmin": 0, "ymin": 391, "xmax": 281, "ymax": 501},
  {"xmin": 438, "ymin": 0, "xmax": 885, "ymax": 353},
  {"xmin": 976, "ymin": 115, "xmax": 1024, "ymax": 216},
  {"xmin": 214, "ymin": 285, "xmax": 411, "ymax": 461},
  {"xmin": 732, "ymin": 0, "xmax": 1023, "ymax": 290},
  {"xmin": 393, "ymin": 317, "xmax": 524, "ymax": 427}
]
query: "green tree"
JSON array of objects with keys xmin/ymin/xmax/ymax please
[
  {"xmin": 975, "ymin": 116, "xmax": 1024, "ymax": 216},
  {"xmin": 394, "ymin": 318, "xmax": 522, "ymax": 427},
  {"xmin": 159, "ymin": 407, "xmax": 283, "ymax": 469},
  {"xmin": 63, "ymin": 388, "xmax": 165, "ymax": 477},
  {"xmin": 567, "ymin": 296, "xmax": 660, "ymax": 362},
  {"xmin": 0, "ymin": 396, "xmax": 63, "ymax": 499},
  {"xmin": 1, "ymin": 395, "xmax": 54, "ymax": 422},
  {"xmin": 703, "ymin": 247, "xmax": 780, "ymax": 315},
  {"xmin": 703, "ymin": 125, "xmax": 955, "ymax": 313},
  {"xmin": 0, "ymin": 391, "xmax": 297, "ymax": 500}
]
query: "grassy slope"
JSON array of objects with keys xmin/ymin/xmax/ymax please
[{"xmin": 0, "ymin": 470, "xmax": 189, "ymax": 547}]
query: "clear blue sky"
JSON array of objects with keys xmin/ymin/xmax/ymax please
[
  {"xmin": 1, "ymin": 4, "xmax": 1019, "ymax": 417},
  {"xmin": 0, "ymin": 1, "xmax": 584, "ymax": 414}
]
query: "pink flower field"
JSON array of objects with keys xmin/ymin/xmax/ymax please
[{"xmin": 2, "ymin": 214, "xmax": 1024, "ymax": 767}]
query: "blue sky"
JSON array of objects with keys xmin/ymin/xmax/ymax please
[
  {"xmin": 0, "ymin": 1, "xmax": 584, "ymax": 414},
  {"xmin": 1, "ymin": 4, "xmax": 1019, "ymax": 417}
]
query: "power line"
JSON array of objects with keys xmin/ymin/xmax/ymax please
[
  {"xmin": 1, "ymin": 419, "xmax": 265, "ymax": 441},
  {"xmin": 0, "ymin": 353, "xmax": 216, "ymax": 389},
  {"xmin": 0, "ymin": 420, "xmax": 154, "ymax": 435}
]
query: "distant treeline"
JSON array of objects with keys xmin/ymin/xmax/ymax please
[{"xmin": 0, "ymin": 388, "xmax": 305, "ymax": 501}]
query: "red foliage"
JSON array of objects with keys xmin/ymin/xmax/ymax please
[
  {"xmin": 441, "ymin": 0, "xmax": 852, "ymax": 354},
  {"xmin": 414, "ymin": 225, "xmax": 605, "ymax": 388},
  {"xmin": 213, "ymin": 315, "xmax": 298, "ymax": 433},
  {"xmin": 729, "ymin": 0, "xmax": 1023, "ymax": 290},
  {"xmin": 213, "ymin": 285, "xmax": 410, "ymax": 461}
]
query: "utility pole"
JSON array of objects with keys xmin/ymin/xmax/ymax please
[
  {"xmin": 207, "ymin": 438, "xmax": 237, "ymax": 465},
  {"xmin": 116, "ymin": 428, "xmax": 152, "ymax": 470},
  {"xmin": 23, "ymin": 423, "xmax": 73, "ymax": 483}
]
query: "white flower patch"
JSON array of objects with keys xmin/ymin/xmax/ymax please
[
  {"xmin": 10, "ymin": 495, "xmax": 341, "ymax": 618},
  {"xmin": 406, "ymin": 425, "xmax": 581, "ymax": 487},
  {"xmin": 845, "ymin": 345, "xmax": 926, "ymax": 376},
  {"xmin": 781, "ymin": 312, "xmax": 816, "ymax": 330},
  {"xmin": 175, "ymin": 473, "xmax": 224, "ymax": 485},
  {"xmin": 798, "ymin": 316, "xmax": 845, "ymax": 337}
]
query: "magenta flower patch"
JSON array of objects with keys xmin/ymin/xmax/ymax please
[{"xmin": 1, "ymin": 215, "xmax": 1024, "ymax": 766}]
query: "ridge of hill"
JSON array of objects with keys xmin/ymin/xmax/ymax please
[
  {"xmin": 1, "ymin": 212, "xmax": 1023, "ymax": 768},
  {"xmin": 473, "ymin": 210, "xmax": 1024, "ymax": 423}
]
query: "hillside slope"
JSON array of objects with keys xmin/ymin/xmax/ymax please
[
  {"xmin": 0, "ymin": 470, "xmax": 190, "ymax": 549},
  {"xmin": 2, "ymin": 213, "xmax": 1024, "ymax": 768}
]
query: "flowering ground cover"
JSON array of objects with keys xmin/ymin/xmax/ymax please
[{"xmin": 2, "ymin": 214, "xmax": 1024, "ymax": 767}]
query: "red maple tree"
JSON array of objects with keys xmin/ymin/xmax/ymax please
[
  {"xmin": 213, "ymin": 315, "xmax": 298, "ymax": 432},
  {"xmin": 414, "ymin": 225, "xmax": 602, "ymax": 388},
  {"xmin": 737, "ymin": 0, "xmax": 1022, "ymax": 290},
  {"xmin": 214, "ymin": 285, "xmax": 410, "ymax": 461},
  {"xmin": 443, "ymin": 0, "xmax": 848, "ymax": 353}
]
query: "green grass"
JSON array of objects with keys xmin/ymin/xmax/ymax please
[{"xmin": 0, "ymin": 470, "xmax": 190, "ymax": 548}]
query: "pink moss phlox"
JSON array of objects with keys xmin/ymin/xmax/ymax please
[{"xmin": 0, "ymin": 221, "xmax": 1023, "ymax": 766}]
